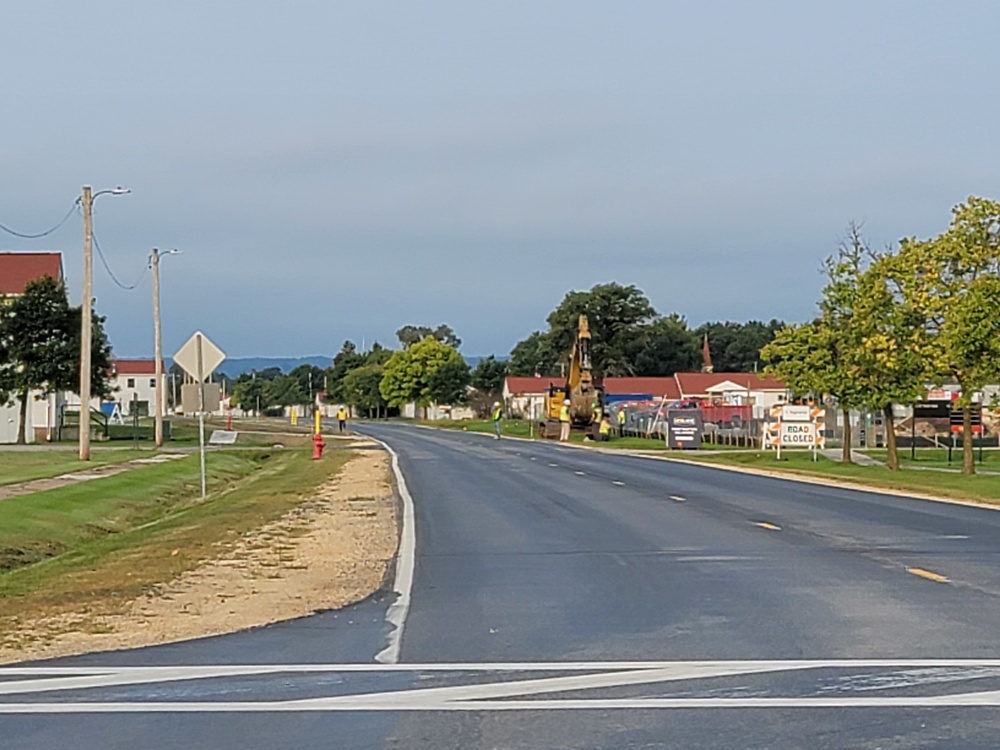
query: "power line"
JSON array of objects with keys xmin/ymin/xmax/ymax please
[
  {"xmin": 0, "ymin": 202, "xmax": 78, "ymax": 239},
  {"xmin": 93, "ymin": 231, "xmax": 147, "ymax": 290}
]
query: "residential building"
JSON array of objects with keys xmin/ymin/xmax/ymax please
[
  {"xmin": 0, "ymin": 252, "xmax": 67, "ymax": 443},
  {"xmin": 109, "ymin": 359, "xmax": 165, "ymax": 418}
]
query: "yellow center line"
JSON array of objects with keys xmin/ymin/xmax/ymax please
[
  {"xmin": 753, "ymin": 522, "xmax": 781, "ymax": 531},
  {"xmin": 906, "ymin": 567, "xmax": 950, "ymax": 583}
]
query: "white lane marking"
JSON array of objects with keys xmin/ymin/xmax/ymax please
[
  {"xmin": 548, "ymin": 463, "xmax": 559, "ymax": 467},
  {"xmin": 530, "ymin": 457, "xmax": 536, "ymax": 461},
  {"xmin": 941, "ymin": 535, "xmax": 969, "ymax": 540},
  {"xmin": 575, "ymin": 471, "xmax": 586, "ymax": 476},
  {"xmin": 367, "ymin": 438, "xmax": 416, "ymax": 665},
  {"xmin": 669, "ymin": 495, "xmax": 686, "ymax": 502},
  {"xmin": 6, "ymin": 661, "xmax": 1000, "ymax": 712},
  {"xmin": 612, "ymin": 480, "xmax": 625, "ymax": 486}
]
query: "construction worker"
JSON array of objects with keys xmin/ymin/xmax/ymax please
[
  {"xmin": 559, "ymin": 399, "xmax": 571, "ymax": 442},
  {"xmin": 337, "ymin": 406, "xmax": 348, "ymax": 433},
  {"xmin": 599, "ymin": 414, "xmax": 612, "ymax": 441},
  {"xmin": 491, "ymin": 401, "xmax": 503, "ymax": 440},
  {"xmin": 617, "ymin": 405, "xmax": 626, "ymax": 436}
]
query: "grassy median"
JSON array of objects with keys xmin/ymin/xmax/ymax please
[
  {"xmin": 667, "ymin": 450, "xmax": 1000, "ymax": 505},
  {"xmin": 0, "ymin": 447, "xmax": 351, "ymax": 644}
]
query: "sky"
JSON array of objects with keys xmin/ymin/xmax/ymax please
[{"xmin": 2, "ymin": 1, "xmax": 999, "ymax": 359}]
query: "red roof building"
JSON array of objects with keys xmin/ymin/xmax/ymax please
[
  {"xmin": 0, "ymin": 252, "xmax": 64, "ymax": 295},
  {"xmin": 674, "ymin": 372, "xmax": 785, "ymax": 398},
  {"xmin": 112, "ymin": 359, "xmax": 165, "ymax": 376}
]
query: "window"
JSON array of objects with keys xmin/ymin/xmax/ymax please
[
  {"xmin": 127, "ymin": 378, "xmax": 135, "ymax": 388},
  {"xmin": 149, "ymin": 379, "xmax": 156, "ymax": 388}
]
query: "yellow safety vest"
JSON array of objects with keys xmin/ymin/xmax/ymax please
[
  {"xmin": 617, "ymin": 410, "xmax": 626, "ymax": 424},
  {"xmin": 559, "ymin": 406, "xmax": 570, "ymax": 423},
  {"xmin": 599, "ymin": 420, "xmax": 611, "ymax": 435},
  {"xmin": 337, "ymin": 409, "xmax": 347, "ymax": 420},
  {"xmin": 492, "ymin": 407, "xmax": 502, "ymax": 422}
]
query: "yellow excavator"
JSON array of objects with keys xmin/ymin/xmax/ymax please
[{"xmin": 540, "ymin": 314, "xmax": 605, "ymax": 439}]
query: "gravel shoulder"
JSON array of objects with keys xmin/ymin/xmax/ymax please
[{"xmin": 0, "ymin": 447, "xmax": 397, "ymax": 664}]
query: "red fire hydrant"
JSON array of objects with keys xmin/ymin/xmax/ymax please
[{"xmin": 312, "ymin": 432, "xmax": 326, "ymax": 460}]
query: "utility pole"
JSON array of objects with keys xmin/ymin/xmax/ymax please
[
  {"xmin": 79, "ymin": 187, "xmax": 93, "ymax": 460},
  {"xmin": 78, "ymin": 185, "xmax": 128, "ymax": 460},
  {"xmin": 151, "ymin": 248, "xmax": 164, "ymax": 448}
]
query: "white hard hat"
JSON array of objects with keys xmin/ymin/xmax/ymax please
[
  {"xmin": 563, "ymin": 399, "xmax": 571, "ymax": 405},
  {"xmin": 493, "ymin": 401, "xmax": 500, "ymax": 406}
]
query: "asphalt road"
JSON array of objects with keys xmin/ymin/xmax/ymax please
[{"xmin": 6, "ymin": 422, "xmax": 1000, "ymax": 748}]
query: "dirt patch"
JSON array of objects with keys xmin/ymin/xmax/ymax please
[{"xmin": 0, "ymin": 447, "xmax": 398, "ymax": 663}]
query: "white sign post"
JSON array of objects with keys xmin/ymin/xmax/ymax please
[{"xmin": 173, "ymin": 331, "xmax": 226, "ymax": 498}]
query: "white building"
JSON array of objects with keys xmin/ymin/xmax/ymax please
[
  {"xmin": 109, "ymin": 359, "xmax": 165, "ymax": 417},
  {"xmin": 0, "ymin": 252, "xmax": 66, "ymax": 443}
]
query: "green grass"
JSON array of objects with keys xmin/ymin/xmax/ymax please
[
  {"xmin": 668, "ymin": 450, "xmax": 1000, "ymax": 504},
  {"xmin": 0, "ymin": 448, "xmax": 352, "ymax": 618},
  {"xmin": 862, "ymin": 447, "xmax": 1000, "ymax": 471},
  {"xmin": 0, "ymin": 449, "xmax": 150, "ymax": 486}
]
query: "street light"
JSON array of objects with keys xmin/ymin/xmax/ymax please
[
  {"xmin": 79, "ymin": 185, "xmax": 129, "ymax": 461},
  {"xmin": 150, "ymin": 248, "xmax": 180, "ymax": 448}
]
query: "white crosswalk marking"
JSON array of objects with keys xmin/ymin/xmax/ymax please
[{"xmin": 4, "ymin": 661, "xmax": 1000, "ymax": 712}]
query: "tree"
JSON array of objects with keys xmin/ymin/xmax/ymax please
[
  {"xmin": 325, "ymin": 341, "xmax": 365, "ymax": 402},
  {"xmin": 396, "ymin": 324, "xmax": 461, "ymax": 350},
  {"xmin": 544, "ymin": 283, "xmax": 657, "ymax": 376},
  {"xmin": 890, "ymin": 197, "xmax": 1000, "ymax": 474},
  {"xmin": 694, "ymin": 320, "xmax": 784, "ymax": 372},
  {"xmin": 364, "ymin": 342, "xmax": 392, "ymax": 366},
  {"xmin": 764, "ymin": 223, "xmax": 925, "ymax": 468},
  {"xmin": 342, "ymin": 364, "xmax": 388, "ymax": 417},
  {"xmin": 508, "ymin": 331, "xmax": 558, "ymax": 376},
  {"xmin": 380, "ymin": 336, "xmax": 465, "ymax": 414},
  {"xmin": 470, "ymin": 356, "xmax": 509, "ymax": 396},
  {"xmin": 428, "ymin": 358, "xmax": 471, "ymax": 406},
  {"xmin": 289, "ymin": 363, "xmax": 325, "ymax": 406},
  {"xmin": 629, "ymin": 314, "xmax": 700, "ymax": 376},
  {"xmin": 268, "ymin": 373, "xmax": 305, "ymax": 408},
  {"xmin": 0, "ymin": 277, "xmax": 112, "ymax": 444},
  {"xmin": 231, "ymin": 375, "xmax": 271, "ymax": 415}
]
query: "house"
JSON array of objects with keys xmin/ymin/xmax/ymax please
[
  {"xmin": 108, "ymin": 359, "xmax": 166, "ymax": 417},
  {"xmin": 502, "ymin": 376, "xmax": 555, "ymax": 420},
  {"xmin": 0, "ymin": 252, "xmax": 67, "ymax": 443}
]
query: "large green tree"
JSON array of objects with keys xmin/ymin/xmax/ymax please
[
  {"xmin": 0, "ymin": 276, "xmax": 112, "ymax": 443},
  {"xmin": 342, "ymin": 363, "xmax": 388, "ymax": 417},
  {"xmin": 427, "ymin": 358, "xmax": 472, "ymax": 406},
  {"xmin": 890, "ymin": 197, "xmax": 1000, "ymax": 474},
  {"xmin": 380, "ymin": 336, "xmax": 465, "ymax": 414},
  {"xmin": 629, "ymin": 314, "xmax": 701, "ymax": 376},
  {"xmin": 544, "ymin": 283, "xmax": 657, "ymax": 376},
  {"xmin": 508, "ymin": 331, "xmax": 558, "ymax": 376}
]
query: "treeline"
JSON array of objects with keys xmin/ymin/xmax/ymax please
[
  {"xmin": 228, "ymin": 325, "xmax": 509, "ymax": 418},
  {"xmin": 762, "ymin": 196, "xmax": 1000, "ymax": 476},
  {"xmin": 227, "ymin": 288, "xmax": 787, "ymax": 419},
  {"xmin": 508, "ymin": 282, "xmax": 783, "ymax": 377}
]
